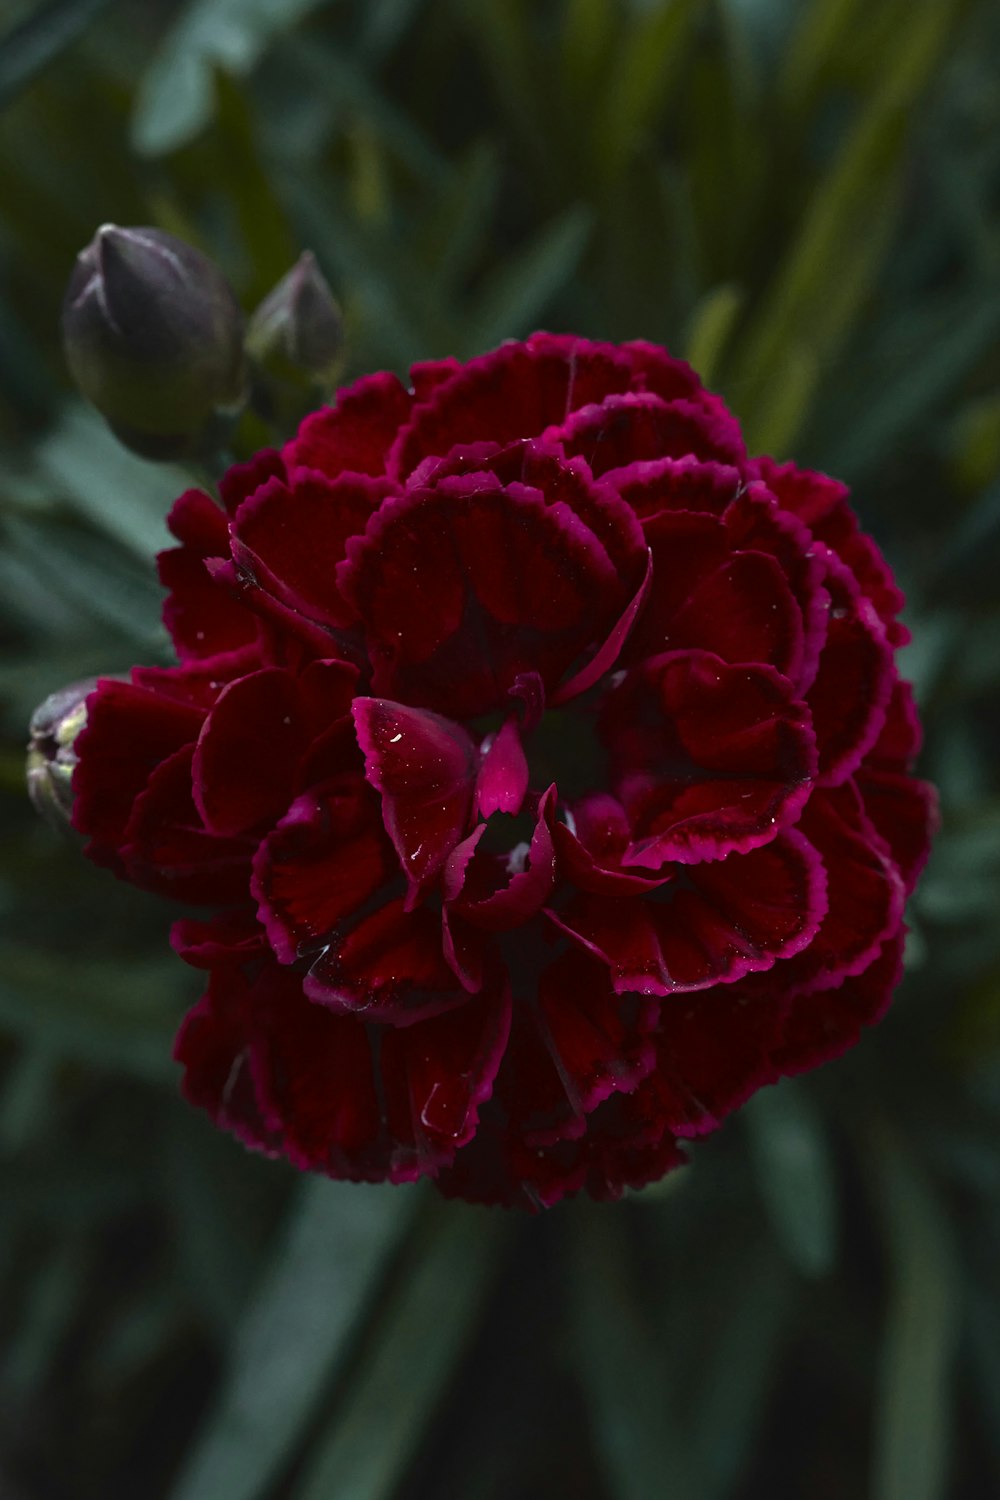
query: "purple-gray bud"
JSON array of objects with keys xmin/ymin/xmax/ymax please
[
  {"xmin": 246, "ymin": 251, "xmax": 344, "ymax": 386},
  {"xmin": 26, "ymin": 680, "xmax": 97, "ymax": 828},
  {"xmin": 62, "ymin": 225, "xmax": 247, "ymax": 459}
]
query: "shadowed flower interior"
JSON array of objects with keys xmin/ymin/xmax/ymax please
[{"xmin": 71, "ymin": 333, "xmax": 937, "ymax": 1209}]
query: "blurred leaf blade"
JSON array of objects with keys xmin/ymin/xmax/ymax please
[
  {"xmin": 294, "ymin": 1200, "xmax": 508, "ymax": 1500},
  {"xmin": 871, "ymin": 1131, "xmax": 961, "ymax": 1500},
  {"xmin": 169, "ymin": 1178, "xmax": 419, "ymax": 1500},
  {"xmin": 571, "ymin": 1207, "xmax": 700, "ymax": 1500},
  {"xmin": 0, "ymin": 0, "xmax": 114, "ymax": 109},
  {"xmin": 465, "ymin": 205, "xmax": 593, "ymax": 352},
  {"xmin": 745, "ymin": 1080, "xmax": 838, "ymax": 1278}
]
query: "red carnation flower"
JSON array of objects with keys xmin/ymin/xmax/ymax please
[{"xmin": 71, "ymin": 334, "xmax": 937, "ymax": 1209}]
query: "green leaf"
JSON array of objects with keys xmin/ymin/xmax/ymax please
[
  {"xmin": 734, "ymin": 0, "xmax": 960, "ymax": 429},
  {"xmin": 683, "ymin": 282, "xmax": 743, "ymax": 387},
  {"xmin": 570, "ymin": 1206, "xmax": 700, "ymax": 1500},
  {"xmin": 280, "ymin": 34, "xmax": 447, "ymax": 185},
  {"xmin": 779, "ymin": 0, "xmax": 865, "ymax": 114},
  {"xmin": 560, "ymin": 0, "xmax": 616, "ymax": 110},
  {"xmin": 691, "ymin": 1242, "xmax": 793, "ymax": 1500},
  {"xmin": 741, "ymin": 340, "xmax": 820, "ymax": 458},
  {"xmin": 593, "ymin": 0, "xmax": 703, "ymax": 185},
  {"xmin": 293, "ymin": 1199, "xmax": 507, "ymax": 1500},
  {"xmin": 0, "ymin": 0, "xmax": 114, "ymax": 109},
  {"xmin": 168, "ymin": 1178, "xmax": 418, "ymax": 1500},
  {"xmin": 870, "ymin": 1130, "xmax": 960, "ymax": 1500},
  {"xmin": 745, "ymin": 1081, "xmax": 838, "ymax": 1278},
  {"xmin": 0, "ymin": 1042, "xmax": 57, "ymax": 1154},
  {"xmin": 132, "ymin": 0, "xmax": 333, "ymax": 157},
  {"xmin": 464, "ymin": 206, "xmax": 593, "ymax": 352},
  {"xmin": 830, "ymin": 291, "xmax": 1000, "ymax": 481},
  {"xmin": 448, "ymin": 0, "xmax": 555, "ymax": 185},
  {"xmin": 31, "ymin": 403, "xmax": 185, "ymax": 560},
  {"xmin": 417, "ymin": 140, "xmax": 501, "ymax": 297},
  {"xmin": 2, "ymin": 1232, "xmax": 91, "ymax": 1393},
  {"xmin": 3, "ymin": 513, "xmax": 164, "ymax": 646},
  {"xmin": 0, "ymin": 948, "xmax": 182, "ymax": 1081}
]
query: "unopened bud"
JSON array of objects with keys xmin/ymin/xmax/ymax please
[
  {"xmin": 26, "ymin": 680, "xmax": 96, "ymax": 828},
  {"xmin": 246, "ymin": 252, "xmax": 344, "ymax": 392},
  {"xmin": 62, "ymin": 225, "xmax": 247, "ymax": 460}
]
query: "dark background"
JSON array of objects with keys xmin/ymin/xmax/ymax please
[{"xmin": 1, "ymin": 1, "xmax": 999, "ymax": 1497}]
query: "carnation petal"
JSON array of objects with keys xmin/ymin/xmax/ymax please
[
  {"xmin": 380, "ymin": 976, "xmax": 512, "ymax": 1175},
  {"xmin": 555, "ymin": 793, "xmax": 669, "ymax": 896},
  {"xmin": 756, "ymin": 456, "xmax": 907, "ymax": 643},
  {"xmin": 217, "ymin": 449, "xmax": 286, "ymax": 516},
  {"xmin": 808, "ymin": 548, "xmax": 895, "ymax": 784},
  {"xmin": 304, "ymin": 896, "xmax": 469, "ymax": 1025},
  {"xmin": 352, "ymin": 696, "xmax": 479, "ymax": 895},
  {"xmin": 629, "ymin": 509, "xmax": 804, "ymax": 677},
  {"xmin": 782, "ymin": 783, "xmax": 905, "ymax": 992},
  {"xmin": 548, "ymin": 392, "xmax": 746, "ymax": 475},
  {"xmin": 283, "ymin": 370, "xmax": 412, "ymax": 477},
  {"xmin": 252, "ymin": 779, "xmax": 393, "ymax": 964},
  {"xmin": 448, "ymin": 785, "xmax": 559, "ymax": 931},
  {"xmin": 475, "ymin": 715, "xmax": 529, "ymax": 819},
  {"xmin": 774, "ymin": 930, "xmax": 906, "ymax": 1075},
  {"xmin": 230, "ymin": 467, "xmax": 396, "ymax": 629},
  {"xmin": 192, "ymin": 668, "xmax": 306, "ymax": 837},
  {"xmin": 635, "ymin": 979, "xmax": 787, "ymax": 1137},
  {"xmin": 390, "ymin": 336, "xmax": 635, "ymax": 479},
  {"xmin": 856, "ymin": 769, "xmax": 939, "ymax": 894},
  {"xmin": 552, "ymin": 831, "xmax": 826, "ymax": 995},
  {"xmin": 173, "ymin": 967, "xmax": 285, "ymax": 1157},
  {"xmin": 72, "ymin": 676, "xmax": 204, "ymax": 866},
  {"xmin": 248, "ymin": 966, "xmax": 387, "ymax": 1177},
  {"xmin": 122, "ymin": 743, "xmax": 254, "ymax": 903},
  {"xmin": 499, "ymin": 949, "xmax": 656, "ymax": 1146},
  {"xmin": 608, "ymin": 455, "xmax": 743, "ymax": 519},
  {"xmin": 606, "ymin": 650, "xmax": 817, "ymax": 864},
  {"xmin": 340, "ymin": 476, "xmax": 619, "ymax": 717}
]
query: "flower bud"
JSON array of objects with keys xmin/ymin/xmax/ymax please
[
  {"xmin": 62, "ymin": 225, "xmax": 247, "ymax": 460},
  {"xmin": 246, "ymin": 251, "xmax": 344, "ymax": 399},
  {"xmin": 26, "ymin": 680, "xmax": 96, "ymax": 828}
]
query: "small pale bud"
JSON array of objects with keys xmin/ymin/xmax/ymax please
[
  {"xmin": 26, "ymin": 680, "xmax": 97, "ymax": 828},
  {"xmin": 62, "ymin": 225, "xmax": 247, "ymax": 459},
  {"xmin": 246, "ymin": 252, "xmax": 344, "ymax": 389}
]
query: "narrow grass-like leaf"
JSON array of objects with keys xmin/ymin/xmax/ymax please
[
  {"xmin": 294, "ymin": 1200, "xmax": 507, "ymax": 1500},
  {"xmin": 831, "ymin": 292, "xmax": 1000, "ymax": 481},
  {"xmin": 449, "ymin": 0, "xmax": 554, "ymax": 184},
  {"xmin": 734, "ymin": 0, "xmax": 960, "ymax": 418},
  {"xmin": 417, "ymin": 141, "xmax": 500, "ymax": 297},
  {"xmin": 570, "ymin": 1206, "xmax": 700, "ymax": 1500},
  {"xmin": 684, "ymin": 282, "xmax": 743, "ymax": 387},
  {"xmin": 560, "ymin": 0, "xmax": 616, "ymax": 110},
  {"xmin": 465, "ymin": 207, "xmax": 593, "ymax": 352},
  {"xmin": 742, "ymin": 341, "xmax": 820, "ymax": 459},
  {"xmin": 2, "ymin": 1232, "xmax": 90, "ymax": 1392},
  {"xmin": 32, "ymin": 404, "xmax": 184, "ymax": 560},
  {"xmin": 744, "ymin": 1080, "xmax": 837, "ymax": 1278},
  {"xmin": 0, "ymin": 1043, "xmax": 57, "ymax": 1155},
  {"xmin": 779, "ymin": 0, "xmax": 865, "ymax": 114},
  {"xmin": 0, "ymin": 949, "xmax": 182, "ymax": 1081},
  {"xmin": 170, "ymin": 1178, "xmax": 418, "ymax": 1500},
  {"xmin": 594, "ymin": 0, "xmax": 702, "ymax": 184},
  {"xmin": 3, "ymin": 514, "xmax": 164, "ymax": 645},
  {"xmin": 132, "ymin": 0, "xmax": 332, "ymax": 157},
  {"xmin": 870, "ymin": 1129, "xmax": 960, "ymax": 1500},
  {"xmin": 0, "ymin": 0, "xmax": 114, "ymax": 109},
  {"xmin": 691, "ymin": 1242, "xmax": 794, "ymax": 1500},
  {"xmin": 281, "ymin": 36, "xmax": 447, "ymax": 185}
]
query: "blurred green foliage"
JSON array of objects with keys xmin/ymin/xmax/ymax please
[{"xmin": 1, "ymin": 0, "xmax": 999, "ymax": 1496}]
